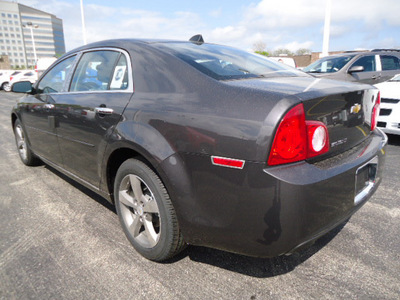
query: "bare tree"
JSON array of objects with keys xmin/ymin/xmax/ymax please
[
  {"xmin": 295, "ymin": 48, "xmax": 312, "ymax": 55},
  {"xmin": 253, "ymin": 41, "xmax": 266, "ymax": 52}
]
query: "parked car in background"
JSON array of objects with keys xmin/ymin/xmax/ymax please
[
  {"xmin": 303, "ymin": 49, "xmax": 400, "ymax": 85},
  {"xmin": 6, "ymin": 70, "xmax": 38, "ymax": 92},
  {"xmin": 11, "ymin": 37, "xmax": 387, "ymax": 262},
  {"xmin": 268, "ymin": 56, "xmax": 297, "ymax": 68},
  {"xmin": 0, "ymin": 70, "xmax": 13, "ymax": 91},
  {"xmin": 35, "ymin": 57, "xmax": 57, "ymax": 78},
  {"xmin": 375, "ymin": 74, "xmax": 400, "ymax": 135}
]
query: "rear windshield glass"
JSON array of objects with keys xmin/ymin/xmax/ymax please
[
  {"xmin": 303, "ymin": 55, "xmax": 356, "ymax": 73},
  {"xmin": 154, "ymin": 42, "xmax": 305, "ymax": 80}
]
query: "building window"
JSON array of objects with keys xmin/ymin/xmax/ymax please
[
  {"xmin": 7, "ymin": 14, "xmax": 12, "ymax": 18},
  {"xmin": 2, "ymin": 20, "xmax": 6, "ymax": 24},
  {"xmin": 1, "ymin": 13, "xmax": 5, "ymax": 17},
  {"xmin": 14, "ymin": 14, "xmax": 18, "ymax": 19},
  {"xmin": 8, "ymin": 20, "xmax": 12, "ymax": 25}
]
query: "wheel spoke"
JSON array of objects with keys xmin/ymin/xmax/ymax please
[
  {"xmin": 128, "ymin": 214, "xmax": 142, "ymax": 238},
  {"xmin": 143, "ymin": 198, "xmax": 159, "ymax": 214},
  {"xmin": 119, "ymin": 190, "xmax": 135, "ymax": 208},
  {"xmin": 129, "ymin": 175, "xmax": 144, "ymax": 202},
  {"xmin": 143, "ymin": 219, "xmax": 158, "ymax": 247},
  {"xmin": 16, "ymin": 127, "xmax": 24, "ymax": 141}
]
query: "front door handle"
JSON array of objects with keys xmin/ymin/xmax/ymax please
[
  {"xmin": 95, "ymin": 107, "xmax": 114, "ymax": 115},
  {"xmin": 371, "ymin": 75, "xmax": 381, "ymax": 80}
]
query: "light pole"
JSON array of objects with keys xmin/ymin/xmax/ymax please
[
  {"xmin": 23, "ymin": 22, "xmax": 39, "ymax": 67},
  {"xmin": 322, "ymin": 0, "xmax": 332, "ymax": 57},
  {"xmin": 80, "ymin": 0, "xmax": 87, "ymax": 44}
]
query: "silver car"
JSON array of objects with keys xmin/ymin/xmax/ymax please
[{"xmin": 304, "ymin": 49, "xmax": 400, "ymax": 85}]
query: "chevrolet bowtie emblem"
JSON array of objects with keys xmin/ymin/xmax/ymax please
[{"xmin": 350, "ymin": 103, "xmax": 362, "ymax": 114}]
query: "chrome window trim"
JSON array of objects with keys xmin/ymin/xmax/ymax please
[
  {"xmin": 36, "ymin": 47, "xmax": 134, "ymax": 95},
  {"xmin": 68, "ymin": 47, "xmax": 134, "ymax": 94}
]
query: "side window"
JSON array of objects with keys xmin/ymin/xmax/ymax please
[
  {"xmin": 110, "ymin": 55, "xmax": 128, "ymax": 90},
  {"xmin": 37, "ymin": 56, "xmax": 76, "ymax": 94},
  {"xmin": 351, "ymin": 56, "xmax": 376, "ymax": 72},
  {"xmin": 70, "ymin": 50, "xmax": 126, "ymax": 92},
  {"xmin": 380, "ymin": 55, "xmax": 400, "ymax": 71}
]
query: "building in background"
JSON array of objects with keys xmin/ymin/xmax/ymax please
[{"xmin": 0, "ymin": 0, "xmax": 65, "ymax": 68}]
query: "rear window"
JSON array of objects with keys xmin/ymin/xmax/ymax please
[
  {"xmin": 380, "ymin": 55, "xmax": 400, "ymax": 71},
  {"xmin": 155, "ymin": 42, "xmax": 304, "ymax": 80}
]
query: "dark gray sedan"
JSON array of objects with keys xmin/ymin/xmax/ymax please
[{"xmin": 11, "ymin": 37, "xmax": 387, "ymax": 261}]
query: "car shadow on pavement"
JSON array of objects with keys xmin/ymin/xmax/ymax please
[
  {"xmin": 44, "ymin": 164, "xmax": 116, "ymax": 213},
  {"xmin": 387, "ymin": 134, "xmax": 400, "ymax": 146},
  {"xmin": 43, "ymin": 163, "xmax": 346, "ymax": 278},
  {"xmin": 170, "ymin": 222, "xmax": 347, "ymax": 278}
]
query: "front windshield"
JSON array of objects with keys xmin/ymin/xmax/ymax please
[
  {"xmin": 155, "ymin": 42, "xmax": 305, "ymax": 80},
  {"xmin": 303, "ymin": 55, "xmax": 356, "ymax": 74}
]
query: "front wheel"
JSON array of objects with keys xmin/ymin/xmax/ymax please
[
  {"xmin": 13, "ymin": 119, "xmax": 41, "ymax": 166},
  {"xmin": 114, "ymin": 159, "xmax": 185, "ymax": 261}
]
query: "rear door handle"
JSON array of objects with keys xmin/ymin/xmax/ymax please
[
  {"xmin": 371, "ymin": 75, "xmax": 381, "ymax": 80},
  {"xmin": 95, "ymin": 107, "xmax": 114, "ymax": 115}
]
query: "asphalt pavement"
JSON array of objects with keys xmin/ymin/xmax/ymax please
[{"xmin": 0, "ymin": 91, "xmax": 399, "ymax": 299}]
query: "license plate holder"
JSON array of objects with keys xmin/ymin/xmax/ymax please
[{"xmin": 354, "ymin": 156, "xmax": 378, "ymax": 205}]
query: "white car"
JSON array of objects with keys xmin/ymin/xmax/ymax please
[
  {"xmin": 6, "ymin": 70, "xmax": 38, "ymax": 92},
  {"xmin": 0, "ymin": 70, "xmax": 13, "ymax": 91},
  {"xmin": 375, "ymin": 74, "xmax": 400, "ymax": 135},
  {"xmin": 268, "ymin": 56, "xmax": 297, "ymax": 68}
]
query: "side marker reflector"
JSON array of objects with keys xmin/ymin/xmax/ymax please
[{"xmin": 211, "ymin": 156, "xmax": 245, "ymax": 169}]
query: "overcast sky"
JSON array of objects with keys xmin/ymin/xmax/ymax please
[{"xmin": 14, "ymin": 0, "xmax": 400, "ymax": 53}]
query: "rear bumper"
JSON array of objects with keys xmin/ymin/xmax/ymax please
[{"xmin": 161, "ymin": 130, "xmax": 387, "ymax": 257}]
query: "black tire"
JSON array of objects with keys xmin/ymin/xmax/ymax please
[
  {"xmin": 114, "ymin": 158, "xmax": 185, "ymax": 261},
  {"xmin": 13, "ymin": 119, "xmax": 41, "ymax": 166}
]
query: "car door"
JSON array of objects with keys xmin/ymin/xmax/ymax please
[
  {"xmin": 55, "ymin": 49, "xmax": 133, "ymax": 187},
  {"xmin": 379, "ymin": 55, "xmax": 400, "ymax": 82},
  {"xmin": 348, "ymin": 55, "xmax": 380, "ymax": 84},
  {"xmin": 19, "ymin": 55, "xmax": 77, "ymax": 165}
]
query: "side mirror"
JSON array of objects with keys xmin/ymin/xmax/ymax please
[
  {"xmin": 348, "ymin": 66, "xmax": 364, "ymax": 73},
  {"xmin": 11, "ymin": 81, "xmax": 33, "ymax": 93}
]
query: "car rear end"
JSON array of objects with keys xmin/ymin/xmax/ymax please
[
  {"xmin": 177, "ymin": 78, "xmax": 387, "ymax": 258},
  {"xmin": 237, "ymin": 81, "xmax": 387, "ymax": 257}
]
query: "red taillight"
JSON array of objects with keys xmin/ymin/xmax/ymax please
[
  {"xmin": 371, "ymin": 91, "xmax": 381, "ymax": 131},
  {"xmin": 10, "ymin": 76, "xmax": 13, "ymax": 81},
  {"xmin": 268, "ymin": 103, "xmax": 329, "ymax": 166}
]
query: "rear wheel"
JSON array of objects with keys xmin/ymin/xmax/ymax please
[
  {"xmin": 13, "ymin": 119, "xmax": 41, "ymax": 166},
  {"xmin": 114, "ymin": 158, "xmax": 185, "ymax": 261},
  {"xmin": 2, "ymin": 82, "xmax": 11, "ymax": 92}
]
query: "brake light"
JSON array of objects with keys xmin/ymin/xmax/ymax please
[
  {"xmin": 371, "ymin": 91, "xmax": 380, "ymax": 131},
  {"xmin": 10, "ymin": 76, "xmax": 13, "ymax": 81},
  {"xmin": 268, "ymin": 103, "xmax": 330, "ymax": 166}
]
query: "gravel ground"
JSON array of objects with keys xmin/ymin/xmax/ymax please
[{"xmin": 1, "ymin": 91, "xmax": 399, "ymax": 299}]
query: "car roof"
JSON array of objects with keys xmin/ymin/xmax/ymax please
[{"xmin": 320, "ymin": 49, "xmax": 400, "ymax": 59}]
